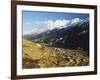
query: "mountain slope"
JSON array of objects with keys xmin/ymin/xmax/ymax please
[
  {"xmin": 22, "ymin": 39, "xmax": 89, "ymax": 68},
  {"xmin": 23, "ymin": 19, "xmax": 89, "ymax": 53}
]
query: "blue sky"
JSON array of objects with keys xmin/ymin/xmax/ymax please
[{"xmin": 22, "ymin": 11, "xmax": 89, "ymax": 35}]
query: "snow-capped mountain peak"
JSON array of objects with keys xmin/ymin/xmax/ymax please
[{"xmin": 70, "ymin": 18, "xmax": 83, "ymax": 26}]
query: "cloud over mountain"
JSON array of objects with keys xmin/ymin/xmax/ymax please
[
  {"xmin": 46, "ymin": 19, "xmax": 70, "ymax": 30},
  {"xmin": 23, "ymin": 18, "xmax": 84, "ymax": 36}
]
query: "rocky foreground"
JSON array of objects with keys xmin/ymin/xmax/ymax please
[{"xmin": 22, "ymin": 39, "xmax": 89, "ymax": 69}]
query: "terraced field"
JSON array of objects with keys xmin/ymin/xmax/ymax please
[{"xmin": 22, "ymin": 39, "xmax": 89, "ymax": 69}]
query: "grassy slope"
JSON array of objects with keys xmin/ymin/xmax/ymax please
[{"xmin": 22, "ymin": 38, "xmax": 89, "ymax": 68}]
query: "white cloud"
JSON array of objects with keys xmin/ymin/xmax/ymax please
[
  {"xmin": 23, "ymin": 28, "xmax": 48, "ymax": 36},
  {"xmin": 46, "ymin": 19, "xmax": 70, "ymax": 30},
  {"xmin": 23, "ymin": 28, "xmax": 38, "ymax": 35},
  {"xmin": 23, "ymin": 18, "xmax": 83, "ymax": 36}
]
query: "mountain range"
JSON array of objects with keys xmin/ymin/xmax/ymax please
[{"xmin": 23, "ymin": 18, "xmax": 89, "ymax": 54}]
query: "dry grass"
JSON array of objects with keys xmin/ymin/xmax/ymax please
[{"xmin": 22, "ymin": 38, "xmax": 89, "ymax": 69}]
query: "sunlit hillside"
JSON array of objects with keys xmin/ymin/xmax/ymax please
[{"xmin": 22, "ymin": 38, "xmax": 89, "ymax": 69}]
